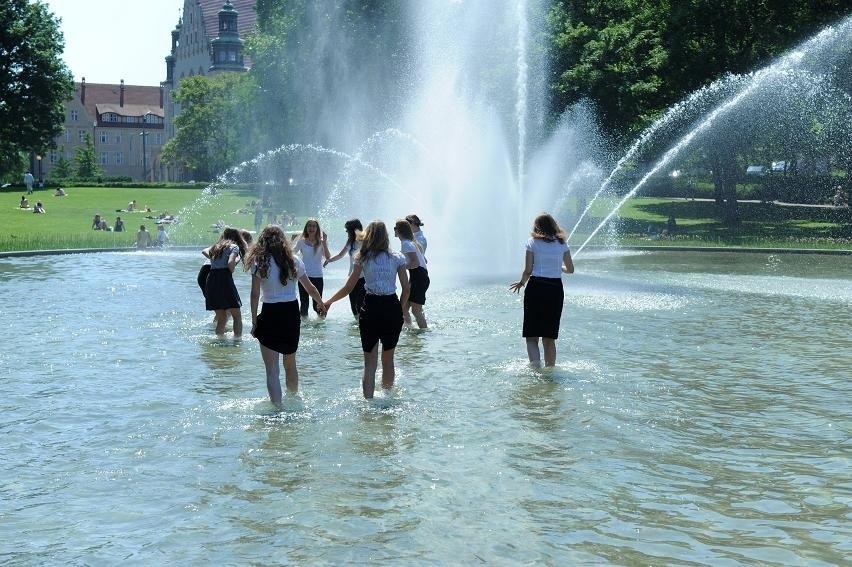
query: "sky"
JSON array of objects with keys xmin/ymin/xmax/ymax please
[{"xmin": 43, "ymin": 0, "xmax": 184, "ymax": 86}]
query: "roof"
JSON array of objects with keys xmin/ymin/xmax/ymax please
[
  {"xmin": 74, "ymin": 82, "xmax": 163, "ymax": 119},
  {"xmin": 198, "ymin": 0, "xmax": 256, "ymax": 41},
  {"xmin": 96, "ymin": 103, "xmax": 164, "ymax": 119}
]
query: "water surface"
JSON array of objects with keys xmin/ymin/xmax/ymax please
[{"xmin": 1, "ymin": 250, "xmax": 849, "ymax": 565}]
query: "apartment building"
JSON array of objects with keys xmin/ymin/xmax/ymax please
[{"xmin": 46, "ymin": 0, "xmax": 254, "ymax": 182}]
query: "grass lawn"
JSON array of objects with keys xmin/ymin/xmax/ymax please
[
  {"xmin": 575, "ymin": 197, "xmax": 852, "ymax": 250},
  {"xmin": 1, "ymin": 189, "xmax": 850, "ymax": 253},
  {"xmin": 0, "ymin": 185, "xmax": 294, "ymax": 252}
]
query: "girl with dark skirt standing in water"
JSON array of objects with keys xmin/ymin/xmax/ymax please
[
  {"xmin": 244, "ymin": 225, "xmax": 325, "ymax": 404},
  {"xmin": 394, "ymin": 219, "xmax": 429, "ymax": 329},
  {"xmin": 324, "ymin": 218, "xmax": 366, "ymax": 320},
  {"xmin": 203, "ymin": 227, "xmax": 249, "ymax": 336},
  {"xmin": 293, "ymin": 218, "xmax": 331, "ymax": 318},
  {"xmin": 509, "ymin": 213, "xmax": 574, "ymax": 367},
  {"xmin": 324, "ymin": 221, "xmax": 410, "ymax": 399}
]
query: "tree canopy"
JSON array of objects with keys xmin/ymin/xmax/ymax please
[
  {"xmin": 0, "ymin": 0, "xmax": 74, "ymax": 177},
  {"xmin": 548, "ymin": 0, "xmax": 852, "ymax": 142}
]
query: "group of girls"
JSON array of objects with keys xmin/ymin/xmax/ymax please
[
  {"xmin": 201, "ymin": 211, "xmax": 574, "ymax": 406},
  {"xmin": 199, "ymin": 215, "xmax": 429, "ymax": 404}
]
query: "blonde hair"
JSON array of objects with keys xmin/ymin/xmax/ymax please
[
  {"xmin": 356, "ymin": 220, "xmax": 390, "ymax": 262},
  {"xmin": 530, "ymin": 213, "xmax": 566, "ymax": 244},
  {"xmin": 244, "ymin": 225, "xmax": 297, "ymax": 284}
]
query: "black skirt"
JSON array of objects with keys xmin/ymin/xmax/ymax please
[
  {"xmin": 522, "ymin": 276, "xmax": 564, "ymax": 339},
  {"xmin": 205, "ymin": 268, "xmax": 242, "ymax": 311},
  {"xmin": 253, "ymin": 300, "xmax": 301, "ymax": 355},
  {"xmin": 348, "ymin": 277, "xmax": 367, "ymax": 317},
  {"xmin": 408, "ymin": 266, "xmax": 430, "ymax": 305},
  {"xmin": 358, "ymin": 294, "xmax": 403, "ymax": 352}
]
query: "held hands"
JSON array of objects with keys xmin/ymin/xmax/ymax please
[{"xmin": 321, "ymin": 300, "xmax": 333, "ymax": 315}]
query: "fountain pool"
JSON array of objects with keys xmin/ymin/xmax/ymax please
[{"xmin": 1, "ymin": 248, "xmax": 849, "ymax": 564}]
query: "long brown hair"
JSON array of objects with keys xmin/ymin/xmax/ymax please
[
  {"xmin": 530, "ymin": 213, "xmax": 566, "ymax": 244},
  {"xmin": 356, "ymin": 220, "xmax": 390, "ymax": 262},
  {"xmin": 243, "ymin": 225, "xmax": 297, "ymax": 284},
  {"xmin": 300, "ymin": 217, "xmax": 322, "ymax": 251},
  {"xmin": 209, "ymin": 227, "xmax": 249, "ymax": 260}
]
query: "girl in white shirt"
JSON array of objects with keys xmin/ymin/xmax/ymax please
[
  {"xmin": 394, "ymin": 219, "xmax": 429, "ymax": 329},
  {"xmin": 324, "ymin": 221, "xmax": 410, "ymax": 399},
  {"xmin": 509, "ymin": 213, "xmax": 574, "ymax": 367},
  {"xmin": 244, "ymin": 225, "xmax": 325, "ymax": 404},
  {"xmin": 293, "ymin": 218, "xmax": 331, "ymax": 318}
]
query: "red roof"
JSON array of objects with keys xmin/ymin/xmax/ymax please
[{"xmin": 74, "ymin": 82, "xmax": 163, "ymax": 119}]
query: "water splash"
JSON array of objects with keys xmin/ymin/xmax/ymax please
[{"xmin": 570, "ymin": 16, "xmax": 852, "ymax": 255}]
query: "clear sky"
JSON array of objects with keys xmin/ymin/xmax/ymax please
[{"xmin": 43, "ymin": 0, "xmax": 184, "ymax": 86}]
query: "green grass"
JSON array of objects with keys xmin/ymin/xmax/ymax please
[
  {"xmin": 572, "ymin": 197, "xmax": 852, "ymax": 250},
  {"xmin": 0, "ymin": 186, "xmax": 281, "ymax": 252},
  {"xmin": 1, "ymin": 189, "xmax": 850, "ymax": 253}
]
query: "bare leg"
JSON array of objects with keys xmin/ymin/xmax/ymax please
[
  {"xmin": 410, "ymin": 303, "xmax": 427, "ymax": 329},
  {"xmin": 380, "ymin": 347, "xmax": 396, "ymax": 390},
  {"xmin": 260, "ymin": 344, "xmax": 282, "ymax": 404},
  {"xmin": 282, "ymin": 352, "xmax": 299, "ymax": 394},
  {"xmin": 229, "ymin": 308, "xmax": 243, "ymax": 336},
  {"xmin": 362, "ymin": 345, "xmax": 379, "ymax": 398},
  {"xmin": 542, "ymin": 338, "xmax": 557, "ymax": 367},
  {"xmin": 214, "ymin": 310, "xmax": 227, "ymax": 334},
  {"xmin": 525, "ymin": 337, "xmax": 542, "ymax": 367},
  {"xmin": 402, "ymin": 304, "xmax": 412, "ymax": 327}
]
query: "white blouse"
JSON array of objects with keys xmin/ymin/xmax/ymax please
[
  {"xmin": 357, "ymin": 251, "xmax": 407, "ymax": 295},
  {"xmin": 252, "ymin": 256, "xmax": 306, "ymax": 303},
  {"xmin": 526, "ymin": 237, "xmax": 570, "ymax": 278}
]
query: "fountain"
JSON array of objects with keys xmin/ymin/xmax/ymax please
[{"xmin": 3, "ymin": 4, "xmax": 850, "ymax": 564}]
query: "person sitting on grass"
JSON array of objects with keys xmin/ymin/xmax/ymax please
[
  {"xmin": 33, "ymin": 202, "xmax": 46, "ymax": 214},
  {"xmin": 54, "ymin": 187, "xmax": 66, "ymax": 197},
  {"xmin": 20, "ymin": 196, "xmax": 29, "ymax": 209}
]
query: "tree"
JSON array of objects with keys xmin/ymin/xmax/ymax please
[
  {"xmin": 162, "ymin": 73, "xmax": 259, "ymax": 180},
  {"xmin": 52, "ymin": 147, "xmax": 73, "ymax": 179},
  {"xmin": 0, "ymin": 0, "xmax": 74, "ymax": 176},
  {"xmin": 74, "ymin": 133, "xmax": 102, "ymax": 180}
]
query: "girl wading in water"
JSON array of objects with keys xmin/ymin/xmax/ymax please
[
  {"xmin": 245, "ymin": 225, "xmax": 325, "ymax": 404},
  {"xmin": 324, "ymin": 218, "xmax": 367, "ymax": 320},
  {"xmin": 509, "ymin": 213, "xmax": 574, "ymax": 367},
  {"xmin": 203, "ymin": 227, "xmax": 249, "ymax": 336},
  {"xmin": 324, "ymin": 221, "xmax": 410, "ymax": 399},
  {"xmin": 393, "ymin": 219, "xmax": 429, "ymax": 328},
  {"xmin": 293, "ymin": 218, "xmax": 331, "ymax": 318}
]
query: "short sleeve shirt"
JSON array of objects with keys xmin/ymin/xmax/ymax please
[
  {"xmin": 252, "ymin": 256, "xmax": 306, "ymax": 303},
  {"xmin": 294, "ymin": 238, "xmax": 324, "ymax": 277},
  {"xmin": 400, "ymin": 239, "xmax": 427, "ymax": 269},
  {"xmin": 526, "ymin": 237, "xmax": 570, "ymax": 278},
  {"xmin": 357, "ymin": 251, "xmax": 407, "ymax": 295},
  {"xmin": 210, "ymin": 244, "xmax": 239, "ymax": 269}
]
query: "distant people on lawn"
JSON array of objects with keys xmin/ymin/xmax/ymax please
[
  {"xmin": 33, "ymin": 202, "xmax": 46, "ymax": 214},
  {"xmin": 20, "ymin": 196, "xmax": 29, "ymax": 209},
  {"xmin": 136, "ymin": 225, "xmax": 152, "ymax": 249},
  {"xmin": 114, "ymin": 217, "xmax": 125, "ymax": 232},
  {"xmin": 54, "ymin": 187, "xmax": 67, "ymax": 197},
  {"xmin": 23, "ymin": 171, "xmax": 34, "ymax": 194}
]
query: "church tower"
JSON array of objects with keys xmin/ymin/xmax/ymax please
[{"xmin": 209, "ymin": 1, "xmax": 245, "ymax": 73}]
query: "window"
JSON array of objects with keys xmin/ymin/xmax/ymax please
[
  {"xmin": 70, "ymin": 109, "xmax": 79, "ymax": 121},
  {"xmin": 49, "ymin": 150, "xmax": 57, "ymax": 164},
  {"xmin": 114, "ymin": 133, "xmax": 121, "ymax": 144},
  {"xmin": 100, "ymin": 131, "xmax": 108, "ymax": 144},
  {"xmin": 114, "ymin": 152, "xmax": 122, "ymax": 165},
  {"xmin": 100, "ymin": 152, "xmax": 109, "ymax": 165},
  {"xmin": 63, "ymin": 129, "xmax": 70, "ymax": 143},
  {"xmin": 79, "ymin": 130, "xmax": 86, "ymax": 142},
  {"xmin": 155, "ymin": 133, "xmax": 163, "ymax": 144}
]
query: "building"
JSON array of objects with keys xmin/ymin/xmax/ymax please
[
  {"xmin": 46, "ymin": 0, "xmax": 254, "ymax": 182},
  {"xmin": 162, "ymin": 0, "xmax": 255, "ymax": 181},
  {"xmin": 42, "ymin": 79, "xmax": 165, "ymax": 182}
]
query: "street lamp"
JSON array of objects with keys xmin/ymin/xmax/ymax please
[
  {"xmin": 36, "ymin": 154, "xmax": 42, "ymax": 185},
  {"xmin": 140, "ymin": 131, "xmax": 149, "ymax": 182}
]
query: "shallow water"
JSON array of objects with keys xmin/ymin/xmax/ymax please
[{"xmin": 1, "ymin": 249, "xmax": 850, "ymax": 565}]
